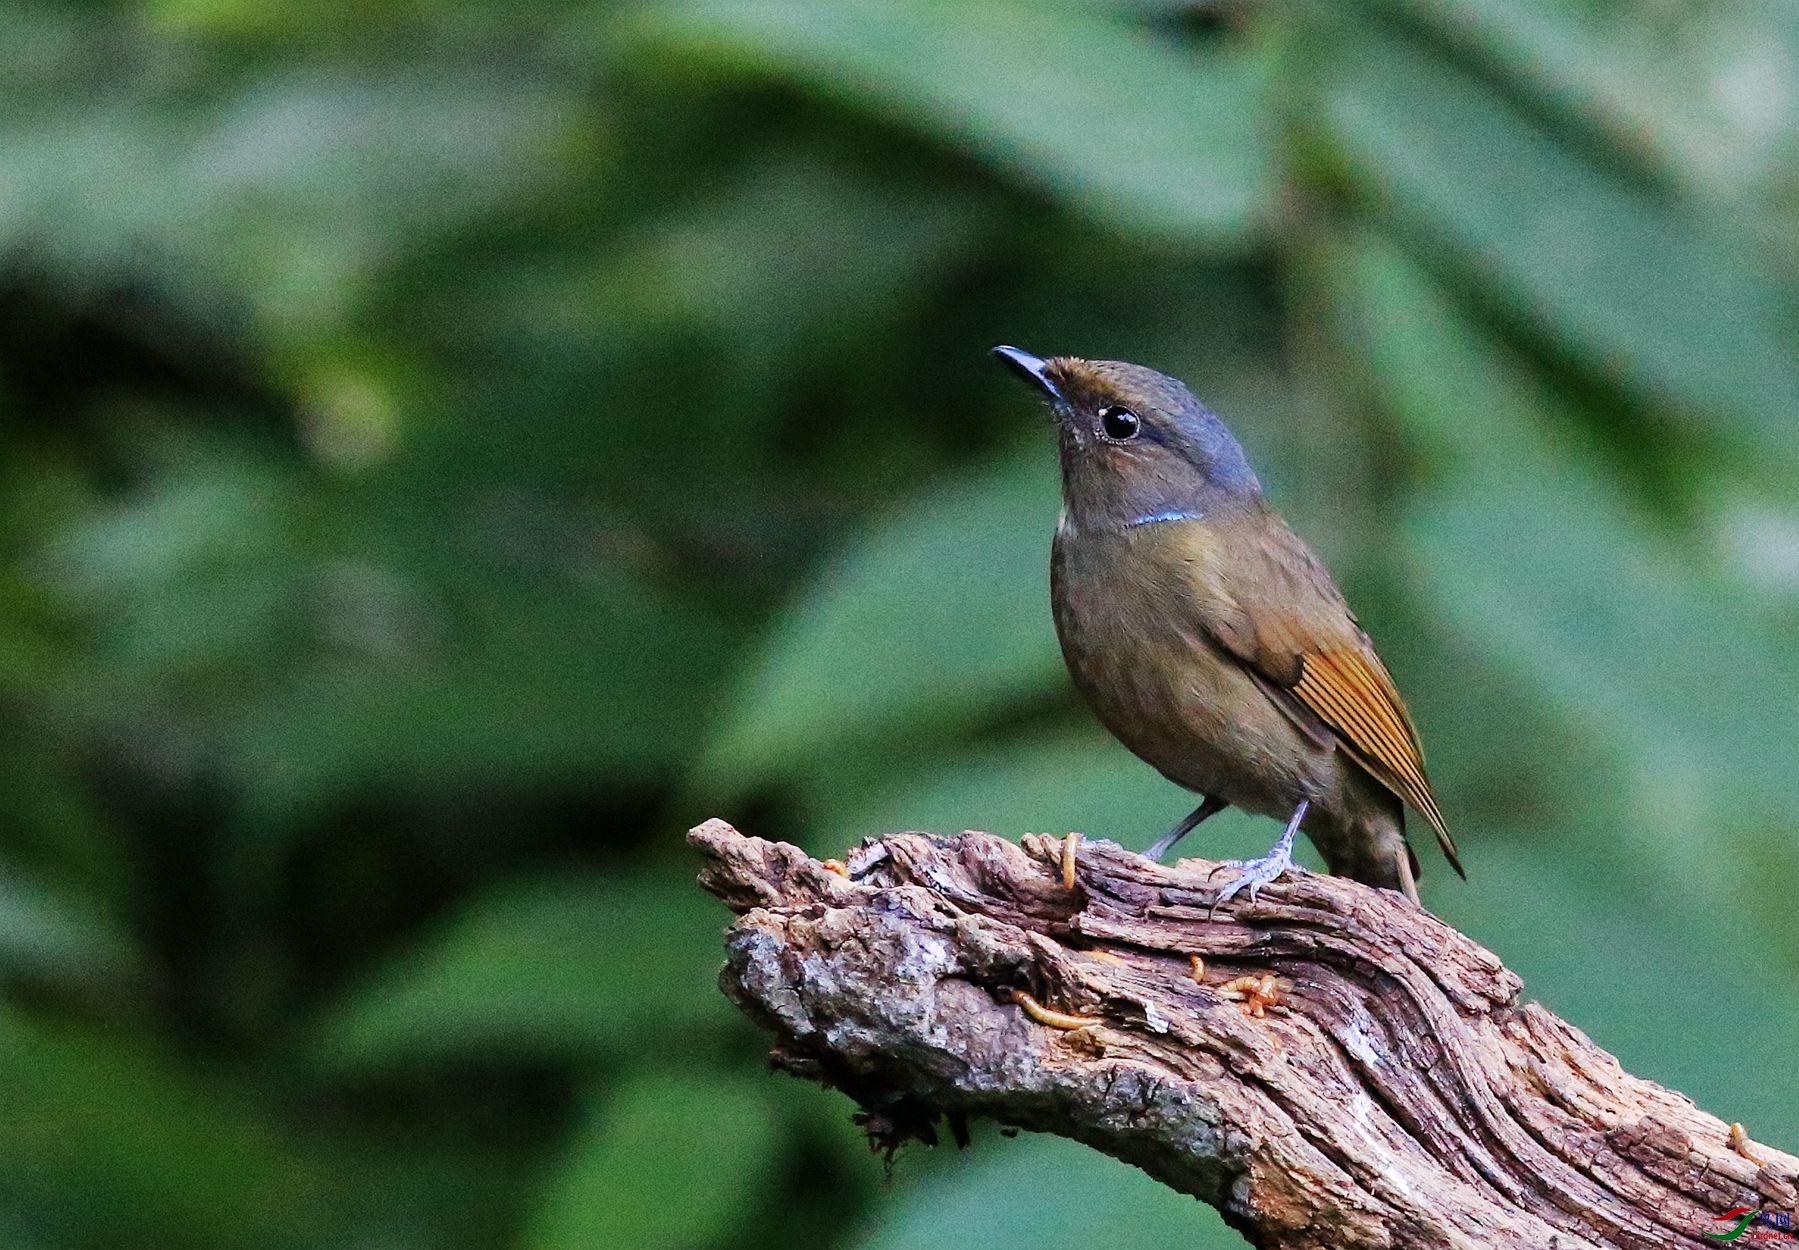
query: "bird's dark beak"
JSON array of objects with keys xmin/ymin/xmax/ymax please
[{"xmin": 992, "ymin": 345, "xmax": 1062, "ymax": 403}]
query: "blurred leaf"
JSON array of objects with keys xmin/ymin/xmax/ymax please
[
  {"xmin": 230, "ymin": 559, "xmax": 736, "ymax": 815},
  {"xmin": 855, "ymin": 1132, "xmax": 1240, "ymax": 1250},
  {"xmin": 1711, "ymin": 494, "xmax": 1799, "ymax": 600},
  {"xmin": 625, "ymin": 0, "xmax": 1274, "ymax": 245},
  {"xmin": 54, "ymin": 450, "xmax": 737, "ymax": 818},
  {"xmin": 527, "ymin": 1070, "xmax": 781, "ymax": 1250},
  {"xmin": 1, "ymin": 69, "xmax": 573, "ymax": 337},
  {"xmin": 312, "ymin": 870, "xmax": 734, "ymax": 1073},
  {"xmin": 605, "ymin": 146, "xmax": 989, "ymax": 372},
  {"xmin": 702, "ymin": 443, "xmax": 1063, "ymax": 789},
  {"xmin": 0, "ymin": 867, "xmax": 137, "ymax": 988},
  {"xmin": 0, "ymin": 1018, "xmax": 335, "ymax": 1250},
  {"xmin": 1439, "ymin": 836, "xmax": 1799, "ymax": 1145},
  {"xmin": 1318, "ymin": 27, "xmax": 1799, "ymax": 468},
  {"xmin": 1333, "ymin": 231, "xmax": 1799, "ymax": 939},
  {"xmin": 1370, "ymin": 0, "xmax": 1799, "ymax": 209},
  {"xmin": 0, "ymin": 688, "xmax": 127, "ymax": 909},
  {"xmin": 54, "ymin": 449, "xmax": 307, "ymax": 677}
]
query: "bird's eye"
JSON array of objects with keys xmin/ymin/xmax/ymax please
[{"xmin": 1098, "ymin": 405, "xmax": 1141, "ymax": 441}]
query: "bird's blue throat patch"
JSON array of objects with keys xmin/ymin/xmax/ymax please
[{"xmin": 1126, "ymin": 508, "xmax": 1205, "ymax": 528}]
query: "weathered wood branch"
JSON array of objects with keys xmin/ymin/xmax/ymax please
[{"xmin": 690, "ymin": 818, "xmax": 1797, "ymax": 1250}]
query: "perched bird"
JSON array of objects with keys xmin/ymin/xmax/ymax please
[{"xmin": 993, "ymin": 346, "xmax": 1462, "ymax": 906}]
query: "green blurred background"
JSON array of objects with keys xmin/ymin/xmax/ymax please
[{"xmin": 3, "ymin": 0, "xmax": 1798, "ymax": 1245}]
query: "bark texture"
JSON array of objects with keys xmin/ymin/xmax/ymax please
[{"xmin": 689, "ymin": 818, "xmax": 1797, "ymax": 1250}]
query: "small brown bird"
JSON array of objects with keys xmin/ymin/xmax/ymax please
[{"xmin": 995, "ymin": 347, "xmax": 1463, "ymax": 906}]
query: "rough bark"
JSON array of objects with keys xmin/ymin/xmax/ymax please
[{"xmin": 689, "ymin": 818, "xmax": 1797, "ymax": 1250}]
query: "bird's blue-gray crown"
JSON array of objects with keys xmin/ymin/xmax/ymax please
[{"xmin": 993, "ymin": 346, "xmax": 1261, "ymax": 530}]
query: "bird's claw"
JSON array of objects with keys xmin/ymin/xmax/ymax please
[
  {"xmin": 1211, "ymin": 844, "xmax": 1294, "ymax": 907},
  {"xmin": 1208, "ymin": 800, "xmax": 1306, "ymax": 915}
]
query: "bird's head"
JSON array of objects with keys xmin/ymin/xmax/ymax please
[{"xmin": 992, "ymin": 346, "xmax": 1261, "ymax": 531}]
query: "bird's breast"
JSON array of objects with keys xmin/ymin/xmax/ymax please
[{"xmin": 1050, "ymin": 521, "xmax": 1329, "ymax": 811}]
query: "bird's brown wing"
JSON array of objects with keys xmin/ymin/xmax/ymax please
[
  {"xmin": 1197, "ymin": 513, "xmax": 1464, "ymax": 879},
  {"xmin": 1292, "ymin": 649, "xmax": 1461, "ymax": 877}
]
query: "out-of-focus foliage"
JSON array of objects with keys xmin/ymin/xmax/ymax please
[{"xmin": 1, "ymin": 0, "xmax": 1796, "ymax": 1246}]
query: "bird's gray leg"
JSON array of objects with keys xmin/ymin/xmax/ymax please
[
  {"xmin": 1212, "ymin": 800, "xmax": 1308, "ymax": 907},
  {"xmin": 1145, "ymin": 794, "xmax": 1228, "ymax": 861},
  {"xmin": 1395, "ymin": 846, "xmax": 1421, "ymax": 907}
]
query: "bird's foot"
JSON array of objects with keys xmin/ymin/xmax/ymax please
[
  {"xmin": 1210, "ymin": 845, "xmax": 1294, "ymax": 908},
  {"xmin": 1209, "ymin": 800, "xmax": 1307, "ymax": 912}
]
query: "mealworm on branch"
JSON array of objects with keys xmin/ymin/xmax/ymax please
[
  {"xmin": 1730, "ymin": 1122, "xmax": 1765, "ymax": 1165},
  {"xmin": 1219, "ymin": 973, "xmax": 1282, "ymax": 1018},
  {"xmin": 1009, "ymin": 988, "xmax": 1101, "ymax": 1030}
]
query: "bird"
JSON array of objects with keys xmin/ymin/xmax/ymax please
[{"xmin": 993, "ymin": 346, "xmax": 1462, "ymax": 906}]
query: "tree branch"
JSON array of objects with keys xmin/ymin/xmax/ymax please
[{"xmin": 689, "ymin": 819, "xmax": 1797, "ymax": 1249}]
